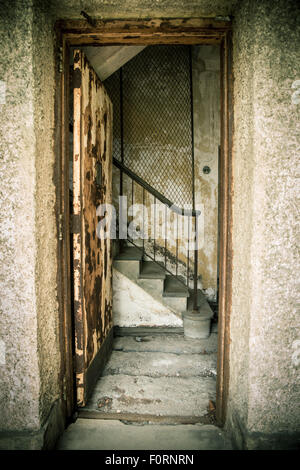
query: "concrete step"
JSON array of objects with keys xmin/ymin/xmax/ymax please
[
  {"xmin": 136, "ymin": 277, "xmax": 165, "ymax": 294},
  {"xmin": 163, "ymin": 296, "xmax": 187, "ymax": 313},
  {"xmin": 163, "ymin": 275, "xmax": 190, "ymax": 298},
  {"xmin": 57, "ymin": 419, "xmax": 232, "ymax": 450},
  {"xmin": 113, "ymin": 333, "xmax": 218, "ymax": 355},
  {"xmin": 114, "ymin": 246, "xmax": 143, "ymax": 261},
  {"xmin": 114, "ymin": 326, "xmax": 184, "ymax": 336},
  {"xmin": 113, "ymin": 248, "xmax": 213, "ymax": 321},
  {"xmin": 102, "ymin": 350, "xmax": 217, "ymax": 378},
  {"xmin": 113, "ymin": 264, "xmax": 183, "ymax": 319},
  {"xmin": 113, "ymin": 246, "xmax": 143, "ymax": 279},
  {"xmin": 84, "ymin": 374, "xmax": 216, "ymax": 418},
  {"xmin": 139, "ymin": 261, "xmax": 166, "ymax": 279},
  {"xmin": 113, "ymin": 259, "xmax": 141, "ymax": 279}
]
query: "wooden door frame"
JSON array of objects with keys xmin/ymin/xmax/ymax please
[{"xmin": 55, "ymin": 18, "xmax": 233, "ymax": 426}]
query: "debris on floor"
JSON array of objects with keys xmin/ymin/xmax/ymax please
[{"xmin": 57, "ymin": 331, "xmax": 232, "ymax": 450}]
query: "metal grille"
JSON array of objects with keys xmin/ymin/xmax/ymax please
[
  {"xmin": 105, "ymin": 45, "xmax": 193, "ymax": 207},
  {"xmin": 103, "ymin": 69, "xmax": 121, "ymax": 162}
]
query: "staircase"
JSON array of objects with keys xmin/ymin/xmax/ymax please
[
  {"xmin": 111, "ymin": 158, "xmax": 214, "ymax": 330},
  {"xmin": 113, "ymin": 242, "xmax": 214, "ymax": 327}
]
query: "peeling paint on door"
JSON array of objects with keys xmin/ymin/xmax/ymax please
[{"xmin": 73, "ymin": 50, "xmax": 113, "ymax": 406}]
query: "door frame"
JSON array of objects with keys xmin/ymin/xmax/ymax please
[{"xmin": 55, "ymin": 18, "xmax": 233, "ymax": 426}]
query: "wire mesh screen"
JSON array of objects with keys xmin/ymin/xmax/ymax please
[
  {"xmin": 103, "ymin": 69, "xmax": 122, "ymax": 162},
  {"xmin": 105, "ymin": 45, "xmax": 193, "ymax": 207}
]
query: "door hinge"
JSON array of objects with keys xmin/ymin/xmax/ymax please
[
  {"xmin": 70, "ymin": 214, "xmax": 81, "ymax": 234},
  {"xmin": 58, "ymin": 47, "xmax": 63, "ymax": 73},
  {"xmin": 58, "ymin": 213, "xmax": 63, "ymax": 241}
]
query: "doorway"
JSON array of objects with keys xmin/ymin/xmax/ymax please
[{"xmin": 57, "ymin": 18, "xmax": 233, "ymax": 427}]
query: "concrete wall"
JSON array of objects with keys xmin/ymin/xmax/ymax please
[
  {"xmin": 0, "ymin": 0, "xmax": 41, "ymax": 434},
  {"xmin": 33, "ymin": 0, "xmax": 62, "ymax": 432},
  {"xmin": 0, "ymin": 0, "xmax": 299, "ymax": 450},
  {"xmin": 228, "ymin": 0, "xmax": 300, "ymax": 449},
  {"xmin": 193, "ymin": 45, "xmax": 220, "ymax": 296},
  {"xmin": 0, "ymin": 0, "xmax": 62, "ymax": 449}
]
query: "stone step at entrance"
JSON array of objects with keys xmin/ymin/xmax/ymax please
[
  {"xmin": 113, "ymin": 332, "xmax": 218, "ymax": 355},
  {"xmin": 102, "ymin": 350, "xmax": 217, "ymax": 378},
  {"xmin": 58, "ymin": 332, "xmax": 229, "ymax": 450},
  {"xmin": 58, "ymin": 420, "xmax": 232, "ymax": 450},
  {"xmin": 81, "ymin": 334, "xmax": 218, "ymax": 424}
]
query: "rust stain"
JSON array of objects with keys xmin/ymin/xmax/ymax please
[{"xmin": 72, "ymin": 49, "xmax": 113, "ymax": 406}]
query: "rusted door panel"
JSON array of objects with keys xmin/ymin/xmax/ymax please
[{"xmin": 73, "ymin": 50, "xmax": 113, "ymax": 407}]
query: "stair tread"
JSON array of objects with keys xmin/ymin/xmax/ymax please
[
  {"xmin": 113, "ymin": 333, "xmax": 218, "ymax": 354},
  {"xmin": 85, "ymin": 373, "xmax": 216, "ymax": 418},
  {"xmin": 139, "ymin": 261, "xmax": 166, "ymax": 279},
  {"xmin": 163, "ymin": 275, "xmax": 190, "ymax": 298},
  {"xmin": 103, "ymin": 350, "xmax": 217, "ymax": 378},
  {"xmin": 114, "ymin": 246, "xmax": 143, "ymax": 261}
]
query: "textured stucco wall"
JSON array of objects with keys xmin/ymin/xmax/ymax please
[
  {"xmin": 0, "ymin": 0, "xmax": 60, "ymax": 439},
  {"xmin": 48, "ymin": 0, "xmax": 237, "ymax": 19},
  {"xmin": 228, "ymin": 0, "xmax": 300, "ymax": 449},
  {"xmin": 32, "ymin": 1, "xmax": 61, "ymax": 428},
  {"xmin": 0, "ymin": 0, "xmax": 40, "ymax": 432}
]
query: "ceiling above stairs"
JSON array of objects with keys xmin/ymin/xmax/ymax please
[{"xmin": 82, "ymin": 45, "xmax": 147, "ymax": 81}]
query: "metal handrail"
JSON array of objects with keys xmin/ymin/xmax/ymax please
[
  {"xmin": 113, "ymin": 158, "xmax": 200, "ymax": 311},
  {"xmin": 113, "ymin": 158, "xmax": 201, "ymax": 217}
]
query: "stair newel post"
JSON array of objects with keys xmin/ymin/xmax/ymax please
[
  {"xmin": 189, "ymin": 45, "xmax": 198, "ymax": 314},
  {"xmin": 193, "ymin": 214, "xmax": 198, "ymax": 313}
]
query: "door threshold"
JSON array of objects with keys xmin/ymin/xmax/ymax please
[
  {"xmin": 78, "ymin": 410, "xmax": 216, "ymax": 425},
  {"xmin": 114, "ymin": 326, "xmax": 184, "ymax": 337}
]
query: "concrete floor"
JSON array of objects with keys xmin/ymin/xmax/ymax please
[
  {"xmin": 57, "ymin": 419, "xmax": 232, "ymax": 450},
  {"xmin": 58, "ymin": 331, "xmax": 232, "ymax": 450}
]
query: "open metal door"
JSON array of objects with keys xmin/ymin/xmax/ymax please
[{"xmin": 72, "ymin": 50, "xmax": 113, "ymax": 407}]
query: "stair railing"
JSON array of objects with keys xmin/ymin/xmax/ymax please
[{"xmin": 113, "ymin": 157, "xmax": 200, "ymax": 312}]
